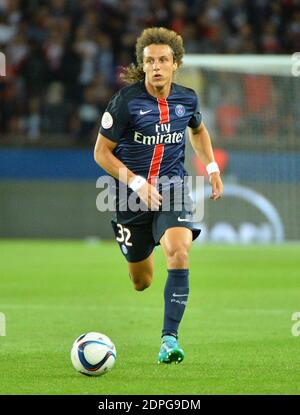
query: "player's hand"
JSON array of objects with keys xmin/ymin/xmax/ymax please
[
  {"xmin": 209, "ymin": 172, "xmax": 223, "ymax": 200},
  {"xmin": 137, "ymin": 181, "xmax": 162, "ymax": 210}
]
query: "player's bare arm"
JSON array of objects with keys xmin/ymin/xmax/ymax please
[
  {"xmin": 94, "ymin": 133, "xmax": 162, "ymax": 209},
  {"xmin": 189, "ymin": 122, "xmax": 223, "ymax": 201}
]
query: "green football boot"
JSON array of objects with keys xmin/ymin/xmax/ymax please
[{"xmin": 158, "ymin": 335, "xmax": 184, "ymax": 364}]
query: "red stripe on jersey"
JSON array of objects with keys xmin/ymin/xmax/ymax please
[
  {"xmin": 147, "ymin": 143, "xmax": 164, "ymax": 186},
  {"xmin": 147, "ymin": 99, "xmax": 169, "ymax": 185},
  {"xmin": 157, "ymin": 98, "xmax": 170, "ymax": 124}
]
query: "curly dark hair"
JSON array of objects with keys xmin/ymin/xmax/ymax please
[{"xmin": 120, "ymin": 27, "xmax": 185, "ymax": 84}]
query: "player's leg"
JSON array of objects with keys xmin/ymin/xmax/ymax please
[
  {"xmin": 128, "ymin": 252, "xmax": 154, "ymax": 291},
  {"xmin": 160, "ymin": 226, "xmax": 192, "ymax": 269},
  {"xmin": 111, "ymin": 219, "xmax": 155, "ymax": 291},
  {"xmin": 158, "ymin": 227, "xmax": 193, "ymax": 364}
]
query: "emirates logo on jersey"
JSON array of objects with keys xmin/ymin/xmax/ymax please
[{"xmin": 133, "ymin": 131, "xmax": 184, "ymax": 145}]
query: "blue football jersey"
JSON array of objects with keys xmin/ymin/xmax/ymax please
[{"xmin": 99, "ymin": 80, "xmax": 202, "ymax": 185}]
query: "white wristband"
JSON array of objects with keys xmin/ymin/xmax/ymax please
[
  {"xmin": 129, "ymin": 175, "xmax": 146, "ymax": 192},
  {"xmin": 206, "ymin": 162, "xmax": 220, "ymax": 175}
]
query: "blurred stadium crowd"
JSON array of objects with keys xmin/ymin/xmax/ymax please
[{"xmin": 0, "ymin": 0, "xmax": 299, "ymax": 146}]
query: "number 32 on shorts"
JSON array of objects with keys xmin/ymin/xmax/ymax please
[{"xmin": 115, "ymin": 224, "xmax": 133, "ymax": 246}]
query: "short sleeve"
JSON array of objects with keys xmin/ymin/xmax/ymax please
[
  {"xmin": 188, "ymin": 93, "xmax": 202, "ymax": 129},
  {"xmin": 99, "ymin": 90, "xmax": 129, "ymax": 143}
]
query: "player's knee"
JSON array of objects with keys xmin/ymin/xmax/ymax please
[
  {"xmin": 134, "ymin": 282, "xmax": 148, "ymax": 291},
  {"xmin": 132, "ymin": 274, "xmax": 153, "ymax": 291},
  {"xmin": 167, "ymin": 246, "xmax": 189, "ymax": 267},
  {"xmin": 133, "ymin": 281, "xmax": 151, "ymax": 291}
]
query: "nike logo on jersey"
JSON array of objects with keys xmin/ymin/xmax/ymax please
[
  {"xmin": 178, "ymin": 217, "xmax": 190, "ymax": 222},
  {"xmin": 172, "ymin": 293, "xmax": 189, "ymax": 297},
  {"xmin": 140, "ymin": 109, "xmax": 152, "ymax": 115}
]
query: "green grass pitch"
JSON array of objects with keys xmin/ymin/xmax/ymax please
[{"xmin": 0, "ymin": 240, "xmax": 299, "ymax": 395}]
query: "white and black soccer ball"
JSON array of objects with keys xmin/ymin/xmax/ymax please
[{"xmin": 71, "ymin": 332, "xmax": 116, "ymax": 376}]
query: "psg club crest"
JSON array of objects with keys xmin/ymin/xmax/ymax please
[{"xmin": 175, "ymin": 104, "xmax": 185, "ymax": 117}]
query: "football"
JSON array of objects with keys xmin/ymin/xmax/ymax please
[{"xmin": 71, "ymin": 332, "xmax": 116, "ymax": 376}]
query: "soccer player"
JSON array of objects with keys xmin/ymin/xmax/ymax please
[{"xmin": 94, "ymin": 27, "xmax": 223, "ymax": 364}]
